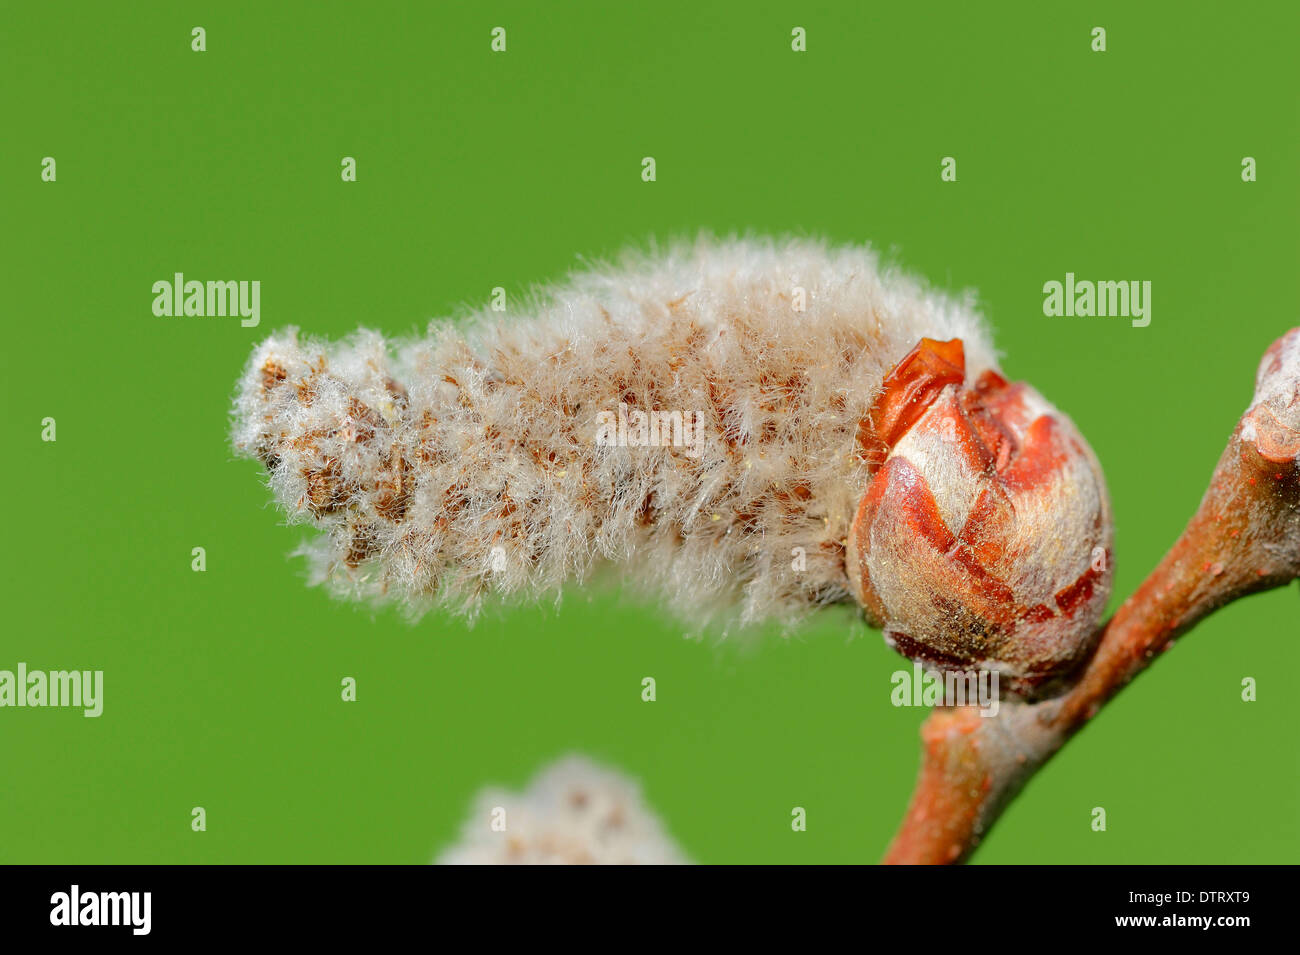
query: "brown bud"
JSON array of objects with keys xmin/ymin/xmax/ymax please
[
  {"xmin": 1242, "ymin": 327, "xmax": 1300, "ymax": 468},
  {"xmin": 846, "ymin": 339, "xmax": 1114, "ymax": 698}
]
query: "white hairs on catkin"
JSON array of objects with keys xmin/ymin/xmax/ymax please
[
  {"xmin": 436, "ymin": 756, "xmax": 688, "ymax": 865},
  {"xmin": 231, "ymin": 236, "xmax": 998, "ymax": 632}
]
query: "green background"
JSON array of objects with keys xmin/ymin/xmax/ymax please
[{"xmin": 2, "ymin": 1, "xmax": 1296, "ymax": 864}]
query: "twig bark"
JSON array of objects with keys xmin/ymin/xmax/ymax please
[{"xmin": 883, "ymin": 329, "xmax": 1300, "ymax": 864}]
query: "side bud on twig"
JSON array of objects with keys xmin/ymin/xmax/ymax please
[
  {"xmin": 1243, "ymin": 327, "xmax": 1300, "ymax": 470},
  {"xmin": 846, "ymin": 339, "xmax": 1114, "ymax": 698}
]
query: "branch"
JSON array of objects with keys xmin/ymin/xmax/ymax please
[{"xmin": 884, "ymin": 328, "xmax": 1300, "ymax": 864}]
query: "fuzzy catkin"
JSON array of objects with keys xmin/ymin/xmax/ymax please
[
  {"xmin": 436, "ymin": 756, "xmax": 688, "ymax": 865},
  {"xmin": 231, "ymin": 237, "xmax": 998, "ymax": 631}
]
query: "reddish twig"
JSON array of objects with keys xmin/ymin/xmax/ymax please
[{"xmin": 884, "ymin": 329, "xmax": 1300, "ymax": 865}]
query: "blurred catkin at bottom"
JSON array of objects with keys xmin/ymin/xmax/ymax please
[{"xmin": 436, "ymin": 756, "xmax": 688, "ymax": 865}]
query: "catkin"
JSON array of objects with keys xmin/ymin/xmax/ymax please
[
  {"xmin": 436, "ymin": 756, "xmax": 688, "ymax": 865},
  {"xmin": 231, "ymin": 236, "xmax": 998, "ymax": 631}
]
